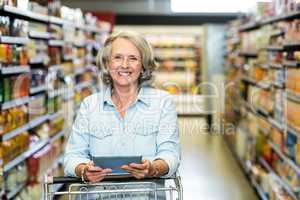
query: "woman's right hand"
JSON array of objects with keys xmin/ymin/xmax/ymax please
[{"xmin": 76, "ymin": 161, "xmax": 112, "ymax": 183}]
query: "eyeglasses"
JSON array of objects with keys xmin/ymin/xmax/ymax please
[{"xmin": 110, "ymin": 54, "xmax": 141, "ymax": 65}]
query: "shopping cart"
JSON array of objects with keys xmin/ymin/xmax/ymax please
[{"xmin": 44, "ymin": 173, "xmax": 183, "ymax": 200}]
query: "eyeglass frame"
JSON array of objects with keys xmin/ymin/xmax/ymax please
[{"xmin": 110, "ymin": 54, "xmax": 142, "ymax": 65}]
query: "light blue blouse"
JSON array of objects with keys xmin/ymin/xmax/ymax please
[{"xmin": 64, "ymin": 86, "xmax": 181, "ymax": 178}]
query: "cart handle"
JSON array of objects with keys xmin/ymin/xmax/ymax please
[{"xmin": 47, "ymin": 174, "xmax": 179, "ymax": 184}]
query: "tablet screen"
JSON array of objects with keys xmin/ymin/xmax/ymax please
[{"xmin": 92, "ymin": 155, "xmax": 142, "ymax": 174}]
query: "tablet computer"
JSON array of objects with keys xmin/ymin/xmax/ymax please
[{"xmin": 92, "ymin": 155, "xmax": 142, "ymax": 175}]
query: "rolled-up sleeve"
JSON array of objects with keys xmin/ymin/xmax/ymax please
[
  {"xmin": 64, "ymin": 99, "xmax": 91, "ymax": 177},
  {"xmin": 154, "ymin": 95, "xmax": 181, "ymax": 178}
]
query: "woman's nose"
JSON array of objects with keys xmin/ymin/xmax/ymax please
[{"xmin": 120, "ymin": 57, "xmax": 130, "ymax": 68}]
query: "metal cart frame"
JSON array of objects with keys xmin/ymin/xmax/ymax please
[{"xmin": 44, "ymin": 174, "xmax": 183, "ymax": 200}]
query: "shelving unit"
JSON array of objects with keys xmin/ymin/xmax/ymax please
[
  {"xmin": 1, "ymin": 65, "xmax": 31, "ymax": 74},
  {"xmin": 1, "ymin": 96, "xmax": 30, "ymax": 110},
  {"xmin": 0, "ymin": 36, "xmax": 29, "ymax": 45},
  {"xmin": 0, "ymin": 1, "xmax": 111, "ymax": 199},
  {"xmin": 224, "ymin": 6, "xmax": 300, "ymax": 199}
]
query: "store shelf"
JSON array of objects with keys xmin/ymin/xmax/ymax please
[
  {"xmin": 48, "ymin": 88, "xmax": 65, "ymax": 98},
  {"xmin": 268, "ymin": 117, "xmax": 284, "ymax": 131},
  {"xmin": 73, "ymin": 41, "xmax": 86, "ymax": 47},
  {"xmin": 259, "ymin": 157, "xmax": 298, "ymax": 200},
  {"xmin": 268, "ymin": 141, "xmax": 300, "ymax": 175},
  {"xmin": 29, "ymin": 114, "xmax": 49, "ymax": 129},
  {"xmin": 287, "ymin": 124, "xmax": 300, "ymax": 138},
  {"xmin": 259, "ymin": 64, "xmax": 269, "ymax": 70},
  {"xmin": 28, "ymin": 31, "xmax": 51, "ymax": 40},
  {"xmin": 241, "ymin": 76, "xmax": 271, "ymax": 89},
  {"xmin": 29, "ymin": 55, "xmax": 48, "ymax": 65},
  {"xmin": 48, "ymin": 110, "xmax": 63, "ymax": 121},
  {"xmin": 225, "ymin": 129, "xmax": 271, "ymax": 200},
  {"xmin": 272, "ymin": 81, "xmax": 285, "ymax": 88},
  {"xmin": 49, "ymin": 130, "xmax": 65, "ymax": 143},
  {"xmin": 49, "ymin": 39, "xmax": 65, "ymax": 46},
  {"xmin": 239, "ymin": 22, "xmax": 260, "ymax": 32},
  {"xmin": 48, "ymin": 16, "xmax": 65, "ymax": 25},
  {"xmin": 257, "ymin": 107, "xmax": 270, "ymax": 117},
  {"xmin": 1, "ymin": 65, "xmax": 30, "ymax": 74},
  {"xmin": 2, "ymin": 5, "xmax": 49, "ymax": 23},
  {"xmin": 266, "ymin": 45, "xmax": 284, "ymax": 51},
  {"xmin": 1, "ymin": 96, "xmax": 30, "ymax": 110},
  {"xmin": 48, "ymin": 64, "xmax": 62, "ymax": 72},
  {"xmin": 283, "ymin": 60, "xmax": 300, "ymax": 67},
  {"xmin": 269, "ymin": 30, "xmax": 285, "ymax": 37},
  {"xmin": 4, "ymin": 139, "xmax": 48, "ymax": 173},
  {"xmin": 30, "ymin": 84, "xmax": 47, "ymax": 94},
  {"xmin": 287, "ymin": 89, "xmax": 300, "ymax": 103},
  {"xmin": 155, "ymin": 57, "xmax": 197, "ymax": 62},
  {"xmin": 239, "ymin": 11, "xmax": 300, "ymax": 32},
  {"xmin": 239, "ymin": 51, "xmax": 258, "ymax": 57},
  {"xmin": 7, "ymin": 182, "xmax": 26, "ymax": 200},
  {"xmin": 1, "ymin": 123, "xmax": 30, "ymax": 142},
  {"xmin": 250, "ymin": 176, "xmax": 268, "ymax": 200},
  {"xmin": 0, "ymin": 36, "xmax": 29, "ymax": 44},
  {"xmin": 269, "ymin": 63, "xmax": 284, "ymax": 69},
  {"xmin": 74, "ymin": 81, "xmax": 93, "ymax": 91},
  {"xmin": 263, "ymin": 10, "xmax": 300, "ymax": 25},
  {"xmin": 283, "ymin": 42, "xmax": 300, "ymax": 51}
]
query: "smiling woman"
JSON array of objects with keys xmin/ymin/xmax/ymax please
[
  {"xmin": 63, "ymin": 31, "xmax": 181, "ymax": 200},
  {"xmin": 97, "ymin": 31, "xmax": 157, "ymax": 87}
]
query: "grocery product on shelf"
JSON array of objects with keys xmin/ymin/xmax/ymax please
[
  {"xmin": 0, "ymin": 105, "xmax": 27, "ymax": 136},
  {"xmin": 47, "ymin": 116, "xmax": 64, "ymax": 137},
  {"xmin": 1, "ymin": 131, "xmax": 30, "ymax": 165},
  {"xmin": 2, "ymin": 74, "xmax": 30, "ymax": 102},
  {"xmin": 5, "ymin": 161, "xmax": 27, "ymax": 197},
  {"xmin": 28, "ymin": 94, "xmax": 46, "ymax": 121},
  {"xmin": 30, "ymin": 69, "xmax": 47, "ymax": 90}
]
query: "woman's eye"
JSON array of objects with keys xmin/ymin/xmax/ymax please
[
  {"xmin": 129, "ymin": 57, "xmax": 138, "ymax": 61},
  {"xmin": 114, "ymin": 55, "xmax": 122, "ymax": 59}
]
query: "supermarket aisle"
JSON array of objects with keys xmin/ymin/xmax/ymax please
[{"xmin": 178, "ymin": 117, "xmax": 258, "ymax": 200}]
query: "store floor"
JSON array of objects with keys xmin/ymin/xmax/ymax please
[{"xmin": 178, "ymin": 117, "xmax": 258, "ymax": 200}]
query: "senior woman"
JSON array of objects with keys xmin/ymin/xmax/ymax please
[{"xmin": 63, "ymin": 31, "xmax": 181, "ymax": 199}]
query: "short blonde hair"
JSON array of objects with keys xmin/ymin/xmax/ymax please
[{"xmin": 96, "ymin": 31, "xmax": 157, "ymax": 86}]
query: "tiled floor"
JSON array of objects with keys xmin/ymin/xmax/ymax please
[{"xmin": 178, "ymin": 117, "xmax": 258, "ymax": 200}]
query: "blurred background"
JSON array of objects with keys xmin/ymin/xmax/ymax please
[{"xmin": 0, "ymin": 0, "xmax": 299, "ymax": 199}]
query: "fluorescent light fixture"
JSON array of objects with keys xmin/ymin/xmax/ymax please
[{"xmin": 171, "ymin": 0, "xmax": 272, "ymax": 13}]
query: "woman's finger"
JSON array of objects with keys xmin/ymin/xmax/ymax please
[
  {"xmin": 89, "ymin": 174, "xmax": 106, "ymax": 183},
  {"xmin": 86, "ymin": 168, "xmax": 112, "ymax": 176},
  {"xmin": 130, "ymin": 171, "xmax": 146, "ymax": 179},
  {"xmin": 85, "ymin": 168, "xmax": 112, "ymax": 182},
  {"xmin": 129, "ymin": 162, "xmax": 147, "ymax": 169}
]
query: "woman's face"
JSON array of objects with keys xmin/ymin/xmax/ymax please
[{"xmin": 108, "ymin": 38, "xmax": 142, "ymax": 88}]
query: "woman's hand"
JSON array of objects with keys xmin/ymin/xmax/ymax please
[
  {"xmin": 76, "ymin": 161, "xmax": 112, "ymax": 183},
  {"xmin": 121, "ymin": 160, "xmax": 156, "ymax": 179}
]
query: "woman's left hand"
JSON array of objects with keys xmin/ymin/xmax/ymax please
[{"xmin": 121, "ymin": 160, "xmax": 155, "ymax": 179}]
